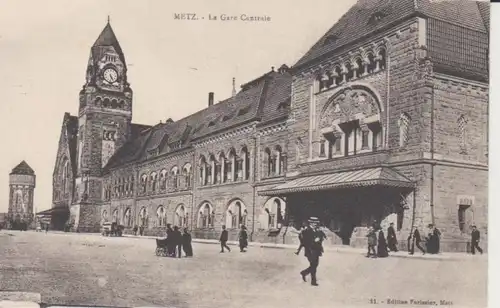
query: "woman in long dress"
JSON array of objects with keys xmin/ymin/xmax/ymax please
[
  {"xmin": 238, "ymin": 225, "xmax": 248, "ymax": 252},
  {"xmin": 377, "ymin": 228, "xmax": 389, "ymax": 258}
]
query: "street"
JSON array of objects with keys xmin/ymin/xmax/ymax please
[{"xmin": 0, "ymin": 231, "xmax": 487, "ymax": 308}]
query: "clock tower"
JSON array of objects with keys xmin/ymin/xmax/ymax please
[{"xmin": 72, "ymin": 21, "xmax": 133, "ymax": 232}]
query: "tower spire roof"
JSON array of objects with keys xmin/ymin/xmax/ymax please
[{"xmin": 91, "ymin": 20, "xmax": 126, "ymax": 66}]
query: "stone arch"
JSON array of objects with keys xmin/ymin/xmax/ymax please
[
  {"xmin": 139, "ymin": 206, "xmax": 148, "ymax": 227},
  {"xmin": 197, "ymin": 201, "xmax": 215, "ymax": 228},
  {"xmin": 156, "ymin": 205, "xmax": 167, "ymax": 227},
  {"xmin": 101, "ymin": 210, "xmax": 108, "ymax": 224},
  {"xmin": 225, "ymin": 199, "xmax": 248, "ymax": 229},
  {"xmin": 174, "ymin": 204, "xmax": 188, "ymax": 227},
  {"xmin": 258, "ymin": 197, "xmax": 287, "ymax": 230},
  {"xmin": 103, "ymin": 98, "xmax": 110, "ymax": 108},
  {"xmin": 112, "ymin": 208, "xmax": 119, "ymax": 224},
  {"xmin": 124, "ymin": 208, "xmax": 132, "ymax": 227},
  {"xmin": 319, "ymin": 84, "xmax": 383, "ymax": 131}
]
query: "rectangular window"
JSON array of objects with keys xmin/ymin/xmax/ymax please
[
  {"xmin": 458, "ymin": 207, "xmax": 466, "ymax": 232},
  {"xmin": 231, "ymin": 215, "xmax": 238, "ymax": 228},
  {"xmin": 319, "ymin": 140, "xmax": 326, "ymax": 157},
  {"xmin": 269, "ymin": 214, "xmax": 275, "ymax": 228},
  {"xmin": 372, "ymin": 129, "xmax": 381, "ymax": 150},
  {"xmin": 362, "ymin": 130, "xmax": 369, "ymax": 149}
]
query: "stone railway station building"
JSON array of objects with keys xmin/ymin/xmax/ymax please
[{"xmin": 51, "ymin": 0, "xmax": 489, "ymax": 252}]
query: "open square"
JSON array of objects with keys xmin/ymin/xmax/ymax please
[{"xmin": 0, "ymin": 231, "xmax": 487, "ymax": 308}]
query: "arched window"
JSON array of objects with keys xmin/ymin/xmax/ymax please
[
  {"xmin": 159, "ymin": 169, "xmax": 167, "ymax": 190},
  {"xmin": 377, "ymin": 48, "xmax": 387, "ymax": 71},
  {"xmin": 199, "ymin": 156, "xmax": 207, "ymax": 186},
  {"xmin": 227, "ymin": 148, "xmax": 236, "ymax": 182},
  {"xmin": 458, "ymin": 115, "xmax": 468, "ymax": 153},
  {"xmin": 209, "ymin": 155, "xmax": 217, "ymax": 184},
  {"xmin": 150, "ymin": 172, "xmax": 157, "ymax": 192},
  {"xmin": 101, "ymin": 210, "xmax": 108, "ymax": 224},
  {"xmin": 240, "ymin": 146, "xmax": 250, "ymax": 180},
  {"xmin": 124, "ymin": 208, "xmax": 132, "ymax": 227},
  {"xmin": 219, "ymin": 153, "xmax": 226, "ymax": 183},
  {"xmin": 157, "ymin": 206, "xmax": 167, "ymax": 227},
  {"xmin": 182, "ymin": 163, "xmax": 192, "ymax": 188},
  {"xmin": 274, "ymin": 145, "xmax": 284, "ymax": 175},
  {"xmin": 264, "ymin": 148, "xmax": 273, "ymax": 177},
  {"xmin": 398, "ymin": 113, "xmax": 411, "ymax": 147},
  {"xmin": 260, "ymin": 198, "xmax": 286, "ymax": 230},
  {"xmin": 226, "ymin": 200, "xmax": 247, "ymax": 229},
  {"xmin": 61, "ymin": 158, "xmax": 69, "ymax": 195},
  {"xmin": 139, "ymin": 207, "xmax": 148, "ymax": 227},
  {"xmin": 140, "ymin": 174, "xmax": 148, "ymax": 194},
  {"xmin": 130, "ymin": 176, "xmax": 135, "ymax": 194},
  {"xmin": 170, "ymin": 166, "xmax": 179, "ymax": 188},
  {"xmin": 366, "ymin": 53, "xmax": 376, "ymax": 74},
  {"xmin": 175, "ymin": 204, "xmax": 188, "ymax": 227},
  {"xmin": 197, "ymin": 202, "xmax": 215, "ymax": 228},
  {"xmin": 112, "ymin": 209, "xmax": 119, "ymax": 224}
]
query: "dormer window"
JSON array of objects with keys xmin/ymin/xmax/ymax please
[
  {"xmin": 237, "ymin": 105, "xmax": 251, "ymax": 116},
  {"xmin": 208, "ymin": 121, "xmax": 216, "ymax": 127},
  {"xmin": 222, "ymin": 115, "xmax": 231, "ymax": 121},
  {"xmin": 277, "ymin": 99, "xmax": 291, "ymax": 111},
  {"xmin": 369, "ymin": 11, "xmax": 387, "ymax": 24},
  {"xmin": 323, "ymin": 34, "xmax": 338, "ymax": 46}
]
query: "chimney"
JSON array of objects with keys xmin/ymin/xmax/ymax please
[
  {"xmin": 232, "ymin": 78, "xmax": 236, "ymax": 97},
  {"xmin": 208, "ymin": 92, "xmax": 214, "ymax": 107}
]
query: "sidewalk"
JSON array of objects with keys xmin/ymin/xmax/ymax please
[
  {"xmin": 121, "ymin": 233, "xmax": 484, "ymax": 261},
  {"xmin": 11, "ymin": 230, "xmax": 484, "ymax": 261}
]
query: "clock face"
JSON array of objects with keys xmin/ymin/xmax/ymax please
[{"xmin": 103, "ymin": 68, "xmax": 118, "ymax": 83}]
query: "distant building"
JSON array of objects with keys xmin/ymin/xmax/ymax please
[
  {"xmin": 52, "ymin": 0, "xmax": 488, "ymax": 252},
  {"xmin": 8, "ymin": 161, "xmax": 36, "ymax": 230}
]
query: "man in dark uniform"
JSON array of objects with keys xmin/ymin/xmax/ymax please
[
  {"xmin": 471, "ymin": 225, "xmax": 483, "ymax": 255},
  {"xmin": 300, "ymin": 217, "xmax": 323, "ymax": 286},
  {"xmin": 387, "ymin": 222, "xmax": 398, "ymax": 252},
  {"xmin": 219, "ymin": 225, "xmax": 231, "ymax": 253}
]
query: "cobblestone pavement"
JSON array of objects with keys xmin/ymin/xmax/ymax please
[{"xmin": 0, "ymin": 231, "xmax": 487, "ymax": 308}]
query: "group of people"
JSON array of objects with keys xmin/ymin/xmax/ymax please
[
  {"xmin": 296, "ymin": 217, "xmax": 327, "ymax": 286},
  {"xmin": 408, "ymin": 224, "xmax": 441, "ymax": 255},
  {"xmin": 161, "ymin": 224, "xmax": 193, "ymax": 258},
  {"xmin": 365, "ymin": 222, "xmax": 399, "ymax": 258},
  {"xmin": 219, "ymin": 225, "xmax": 248, "ymax": 253}
]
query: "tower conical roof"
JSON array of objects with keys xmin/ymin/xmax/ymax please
[{"xmin": 10, "ymin": 160, "xmax": 34, "ymax": 175}]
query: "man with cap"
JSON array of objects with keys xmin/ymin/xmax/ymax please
[
  {"xmin": 471, "ymin": 225, "xmax": 483, "ymax": 255},
  {"xmin": 300, "ymin": 217, "xmax": 323, "ymax": 286}
]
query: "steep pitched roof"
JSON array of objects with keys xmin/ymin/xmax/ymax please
[
  {"xmin": 10, "ymin": 161, "xmax": 35, "ymax": 175},
  {"xmin": 92, "ymin": 22, "xmax": 126, "ymax": 65},
  {"xmin": 293, "ymin": 0, "xmax": 489, "ymax": 80},
  {"xmin": 104, "ymin": 68, "xmax": 292, "ymax": 171}
]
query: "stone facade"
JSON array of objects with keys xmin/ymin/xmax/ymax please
[{"xmin": 52, "ymin": 1, "xmax": 489, "ymax": 252}]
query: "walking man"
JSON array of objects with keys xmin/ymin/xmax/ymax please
[
  {"xmin": 219, "ymin": 225, "xmax": 231, "ymax": 253},
  {"xmin": 300, "ymin": 217, "xmax": 323, "ymax": 286},
  {"xmin": 471, "ymin": 225, "xmax": 483, "ymax": 255},
  {"xmin": 387, "ymin": 222, "xmax": 398, "ymax": 252}
]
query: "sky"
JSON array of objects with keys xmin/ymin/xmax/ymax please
[{"xmin": 0, "ymin": 0, "xmax": 357, "ymax": 212}]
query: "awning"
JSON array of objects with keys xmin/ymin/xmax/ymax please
[
  {"xmin": 36, "ymin": 207, "xmax": 69, "ymax": 216},
  {"xmin": 259, "ymin": 167, "xmax": 414, "ymax": 196}
]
